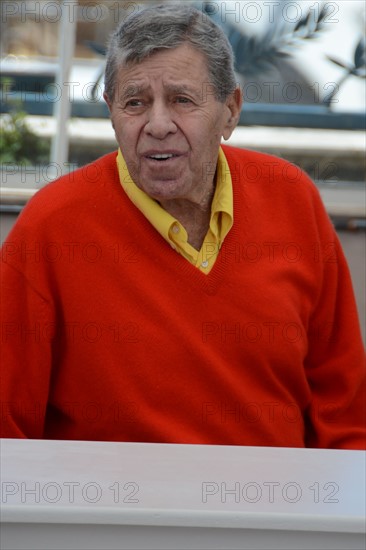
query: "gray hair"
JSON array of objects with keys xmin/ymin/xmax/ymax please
[{"xmin": 104, "ymin": 3, "xmax": 236, "ymax": 103}]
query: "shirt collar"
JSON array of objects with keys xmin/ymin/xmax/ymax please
[{"xmin": 116, "ymin": 146, "xmax": 233, "ymax": 246}]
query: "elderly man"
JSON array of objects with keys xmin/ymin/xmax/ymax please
[{"xmin": 1, "ymin": 4, "xmax": 365, "ymax": 448}]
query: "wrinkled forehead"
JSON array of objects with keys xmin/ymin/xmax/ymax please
[{"xmin": 113, "ymin": 44, "xmax": 213, "ymax": 99}]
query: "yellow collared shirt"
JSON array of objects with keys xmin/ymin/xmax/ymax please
[{"xmin": 116, "ymin": 147, "xmax": 233, "ymax": 274}]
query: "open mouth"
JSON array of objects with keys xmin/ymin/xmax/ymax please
[{"xmin": 145, "ymin": 154, "xmax": 180, "ymax": 161}]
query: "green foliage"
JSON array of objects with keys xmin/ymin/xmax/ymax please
[{"xmin": 0, "ymin": 79, "xmax": 50, "ymax": 165}]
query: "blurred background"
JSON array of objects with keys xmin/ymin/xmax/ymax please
[{"xmin": 0, "ymin": 0, "xmax": 365, "ymax": 338}]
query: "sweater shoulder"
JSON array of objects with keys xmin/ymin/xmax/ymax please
[
  {"xmin": 221, "ymin": 143, "xmax": 321, "ymax": 202},
  {"xmin": 17, "ymin": 151, "xmax": 118, "ymax": 220},
  {"xmin": 3, "ymin": 152, "xmax": 119, "ymax": 243},
  {"xmin": 222, "ymin": 143, "xmax": 309, "ymax": 179},
  {"xmin": 221, "ymin": 144, "xmax": 333, "ymax": 237}
]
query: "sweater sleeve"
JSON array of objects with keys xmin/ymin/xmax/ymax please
[
  {"xmin": 1, "ymin": 261, "xmax": 53, "ymax": 438},
  {"xmin": 303, "ymin": 187, "xmax": 366, "ymax": 449}
]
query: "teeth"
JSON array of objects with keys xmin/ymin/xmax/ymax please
[{"xmin": 149, "ymin": 154, "xmax": 174, "ymax": 160}]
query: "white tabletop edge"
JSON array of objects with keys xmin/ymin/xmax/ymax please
[{"xmin": 1, "ymin": 505, "xmax": 365, "ymax": 534}]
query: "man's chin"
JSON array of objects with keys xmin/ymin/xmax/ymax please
[
  {"xmin": 137, "ymin": 171, "xmax": 189, "ymax": 201},
  {"xmin": 142, "ymin": 180, "xmax": 187, "ymax": 202}
]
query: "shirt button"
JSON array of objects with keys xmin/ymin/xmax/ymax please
[
  {"xmin": 172, "ymin": 224, "xmax": 180, "ymax": 234},
  {"xmin": 201, "ymin": 260, "xmax": 209, "ymax": 268}
]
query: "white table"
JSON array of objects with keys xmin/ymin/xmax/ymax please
[{"xmin": 1, "ymin": 439, "xmax": 365, "ymax": 549}]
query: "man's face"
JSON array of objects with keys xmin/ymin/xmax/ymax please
[{"xmin": 104, "ymin": 43, "xmax": 241, "ymax": 206}]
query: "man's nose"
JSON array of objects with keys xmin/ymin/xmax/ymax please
[{"xmin": 144, "ymin": 101, "xmax": 177, "ymax": 139}]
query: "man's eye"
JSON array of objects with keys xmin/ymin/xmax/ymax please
[
  {"xmin": 175, "ymin": 97, "xmax": 192, "ymax": 104},
  {"xmin": 125, "ymin": 99, "xmax": 143, "ymax": 107}
]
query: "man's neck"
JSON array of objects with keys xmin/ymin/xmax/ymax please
[{"xmin": 159, "ymin": 187, "xmax": 215, "ymax": 251}]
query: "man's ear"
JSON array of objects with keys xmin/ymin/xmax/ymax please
[
  {"xmin": 103, "ymin": 92, "xmax": 115, "ymax": 130},
  {"xmin": 222, "ymin": 87, "xmax": 243, "ymax": 141},
  {"xmin": 103, "ymin": 91, "xmax": 113, "ymax": 113}
]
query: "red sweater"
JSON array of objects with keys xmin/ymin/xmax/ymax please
[{"xmin": 1, "ymin": 146, "xmax": 365, "ymax": 448}]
